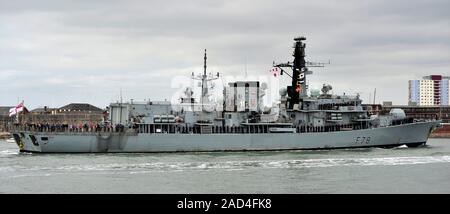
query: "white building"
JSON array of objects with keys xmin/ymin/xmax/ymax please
[{"xmin": 409, "ymin": 75, "xmax": 450, "ymax": 106}]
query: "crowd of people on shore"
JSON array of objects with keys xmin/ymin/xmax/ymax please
[{"xmin": 11, "ymin": 122, "xmax": 127, "ymax": 133}]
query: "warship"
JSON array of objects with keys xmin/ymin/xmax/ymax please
[{"xmin": 11, "ymin": 37, "xmax": 441, "ymax": 153}]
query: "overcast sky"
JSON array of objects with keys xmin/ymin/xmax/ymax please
[{"xmin": 1, "ymin": 0, "xmax": 449, "ymax": 109}]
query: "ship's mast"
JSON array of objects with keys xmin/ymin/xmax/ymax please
[
  {"xmin": 291, "ymin": 37, "xmax": 307, "ymax": 103},
  {"xmin": 201, "ymin": 49, "xmax": 208, "ymax": 105},
  {"xmin": 273, "ymin": 36, "xmax": 326, "ymax": 109},
  {"xmin": 191, "ymin": 49, "xmax": 219, "ymax": 112}
]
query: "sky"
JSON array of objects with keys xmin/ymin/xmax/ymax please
[{"xmin": 1, "ymin": 0, "xmax": 449, "ymax": 109}]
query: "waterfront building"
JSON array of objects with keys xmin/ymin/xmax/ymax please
[{"xmin": 409, "ymin": 75, "xmax": 450, "ymax": 106}]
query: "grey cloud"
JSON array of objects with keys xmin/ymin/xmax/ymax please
[{"xmin": 0, "ymin": 0, "xmax": 449, "ymax": 109}]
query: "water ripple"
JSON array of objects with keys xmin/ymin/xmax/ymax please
[{"xmin": 2, "ymin": 155, "xmax": 449, "ymax": 174}]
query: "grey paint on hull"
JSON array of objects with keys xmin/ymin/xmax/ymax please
[{"xmin": 14, "ymin": 121, "xmax": 439, "ymax": 153}]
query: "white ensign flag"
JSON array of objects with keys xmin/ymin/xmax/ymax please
[{"xmin": 9, "ymin": 101, "xmax": 24, "ymax": 117}]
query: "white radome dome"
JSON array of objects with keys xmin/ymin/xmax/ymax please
[
  {"xmin": 389, "ymin": 108, "xmax": 406, "ymax": 119},
  {"xmin": 279, "ymin": 88, "xmax": 287, "ymax": 96}
]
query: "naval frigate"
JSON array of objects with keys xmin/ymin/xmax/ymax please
[{"xmin": 11, "ymin": 37, "xmax": 441, "ymax": 153}]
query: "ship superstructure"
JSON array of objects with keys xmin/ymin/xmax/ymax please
[{"xmin": 109, "ymin": 37, "xmax": 400, "ymax": 134}]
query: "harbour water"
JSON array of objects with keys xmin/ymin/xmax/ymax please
[{"xmin": 1, "ymin": 138, "xmax": 449, "ymax": 194}]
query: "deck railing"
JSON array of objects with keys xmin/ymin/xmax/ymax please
[{"xmin": 7, "ymin": 118, "xmax": 418, "ymax": 135}]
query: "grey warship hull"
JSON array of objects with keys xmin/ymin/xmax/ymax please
[
  {"xmin": 12, "ymin": 121, "xmax": 439, "ymax": 153},
  {"xmin": 9, "ymin": 37, "xmax": 442, "ymax": 153}
]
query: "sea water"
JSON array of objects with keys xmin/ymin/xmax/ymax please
[{"xmin": 0, "ymin": 138, "xmax": 449, "ymax": 193}]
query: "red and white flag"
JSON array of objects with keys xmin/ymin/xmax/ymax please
[{"xmin": 9, "ymin": 101, "xmax": 24, "ymax": 117}]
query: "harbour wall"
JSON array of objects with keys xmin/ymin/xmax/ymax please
[{"xmin": 430, "ymin": 124, "xmax": 450, "ymax": 138}]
